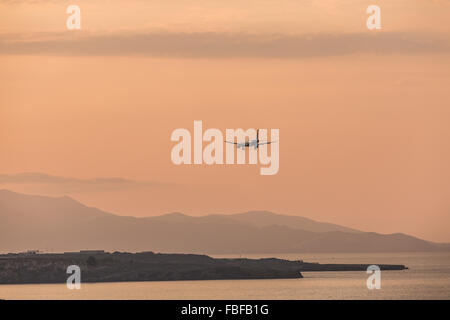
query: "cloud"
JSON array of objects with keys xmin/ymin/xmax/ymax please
[
  {"xmin": 0, "ymin": 172, "xmax": 171, "ymax": 193},
  {"xmin": 0, "ymin": 31, "xmax": 449, "ymax": 58}
]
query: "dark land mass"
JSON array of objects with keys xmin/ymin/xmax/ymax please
[{"xmin": 0, "ymin": 252, "xmax": 407, "ymax": 284}]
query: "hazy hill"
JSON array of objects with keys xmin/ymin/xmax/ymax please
[
  {"xmin": 225, "ymin": 211, "xmax": 361, "ymax": 233},
  {"xmin": 150, "ymin": 211, "xmax": 360, "ymax": 233},
  {"xmin": 0, "ymin": 189, "xmax": 446, "ymax": 254}
]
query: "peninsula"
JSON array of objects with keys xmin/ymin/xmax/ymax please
[{"xmin": 0, "ymin": 251, "xmax": 407, "ymax": 284}]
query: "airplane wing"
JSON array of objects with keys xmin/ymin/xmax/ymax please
[
  {"xmin": 258, "ymin": 141, "xmax": 277, "ymax": 145},
  {"xmin": 225, "ymin": 141, "xmax": 238, "ymax": 145}
]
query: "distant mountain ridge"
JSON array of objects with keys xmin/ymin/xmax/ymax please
[
  {"xmin": 152, "ymin": 210, "xmax": 361, "ymax": 234},
  {"xmin": 0, "ymin": 189, "xmax": 447, "ymax": 254}
]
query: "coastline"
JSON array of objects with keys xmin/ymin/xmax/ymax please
[{"xmin": 0, "ymin": 251, "xmax": 407, "ymax": 285}]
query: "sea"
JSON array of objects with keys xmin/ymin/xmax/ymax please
[{"xmin": 0, "ymin": 252, "xmax": 449, "ymax": 300}]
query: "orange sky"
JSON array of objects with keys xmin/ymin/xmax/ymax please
[{"xmin": 1, "ymin": 0, "xmax": 450, "ymax": 242}]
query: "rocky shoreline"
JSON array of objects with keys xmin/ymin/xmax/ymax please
[{"xmin": 0, "ymin": 251, "xmax": 407, "ymax": 284}]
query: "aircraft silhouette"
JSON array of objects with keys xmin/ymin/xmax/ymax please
[{"xmin": 225, "ymin": 129, "xmax": 276, "ymax": 150}]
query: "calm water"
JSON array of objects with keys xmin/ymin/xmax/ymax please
[{"xmin": 1, "ymin": 252, "xmax": 449, "ymax": 299}]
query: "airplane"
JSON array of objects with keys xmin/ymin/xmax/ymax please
[{"xmin": 225, "ymin": 129, "xmax": 276, "ymax": 150}]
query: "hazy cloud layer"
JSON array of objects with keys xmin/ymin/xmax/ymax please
[
  {"xmin": 1, "ymin": 32, "xmax": 449, "ymax": 58},
  {"xmin": 0, "ymin": 172, "xmax": 170, "ymax": 193}
]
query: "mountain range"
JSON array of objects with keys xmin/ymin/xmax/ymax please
[{"xmin": 0, "ymin": 189, "xmax": 448, "ymax": 254}]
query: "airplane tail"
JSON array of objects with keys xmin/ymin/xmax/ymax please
[{"xmin": 255, "ymin": 129, "xmax": 260, "ymax": 149}]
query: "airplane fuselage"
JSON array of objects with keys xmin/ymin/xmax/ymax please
[{"xmin": 237, "ymin": 139, "xmax": 259, "ymax": 150}]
